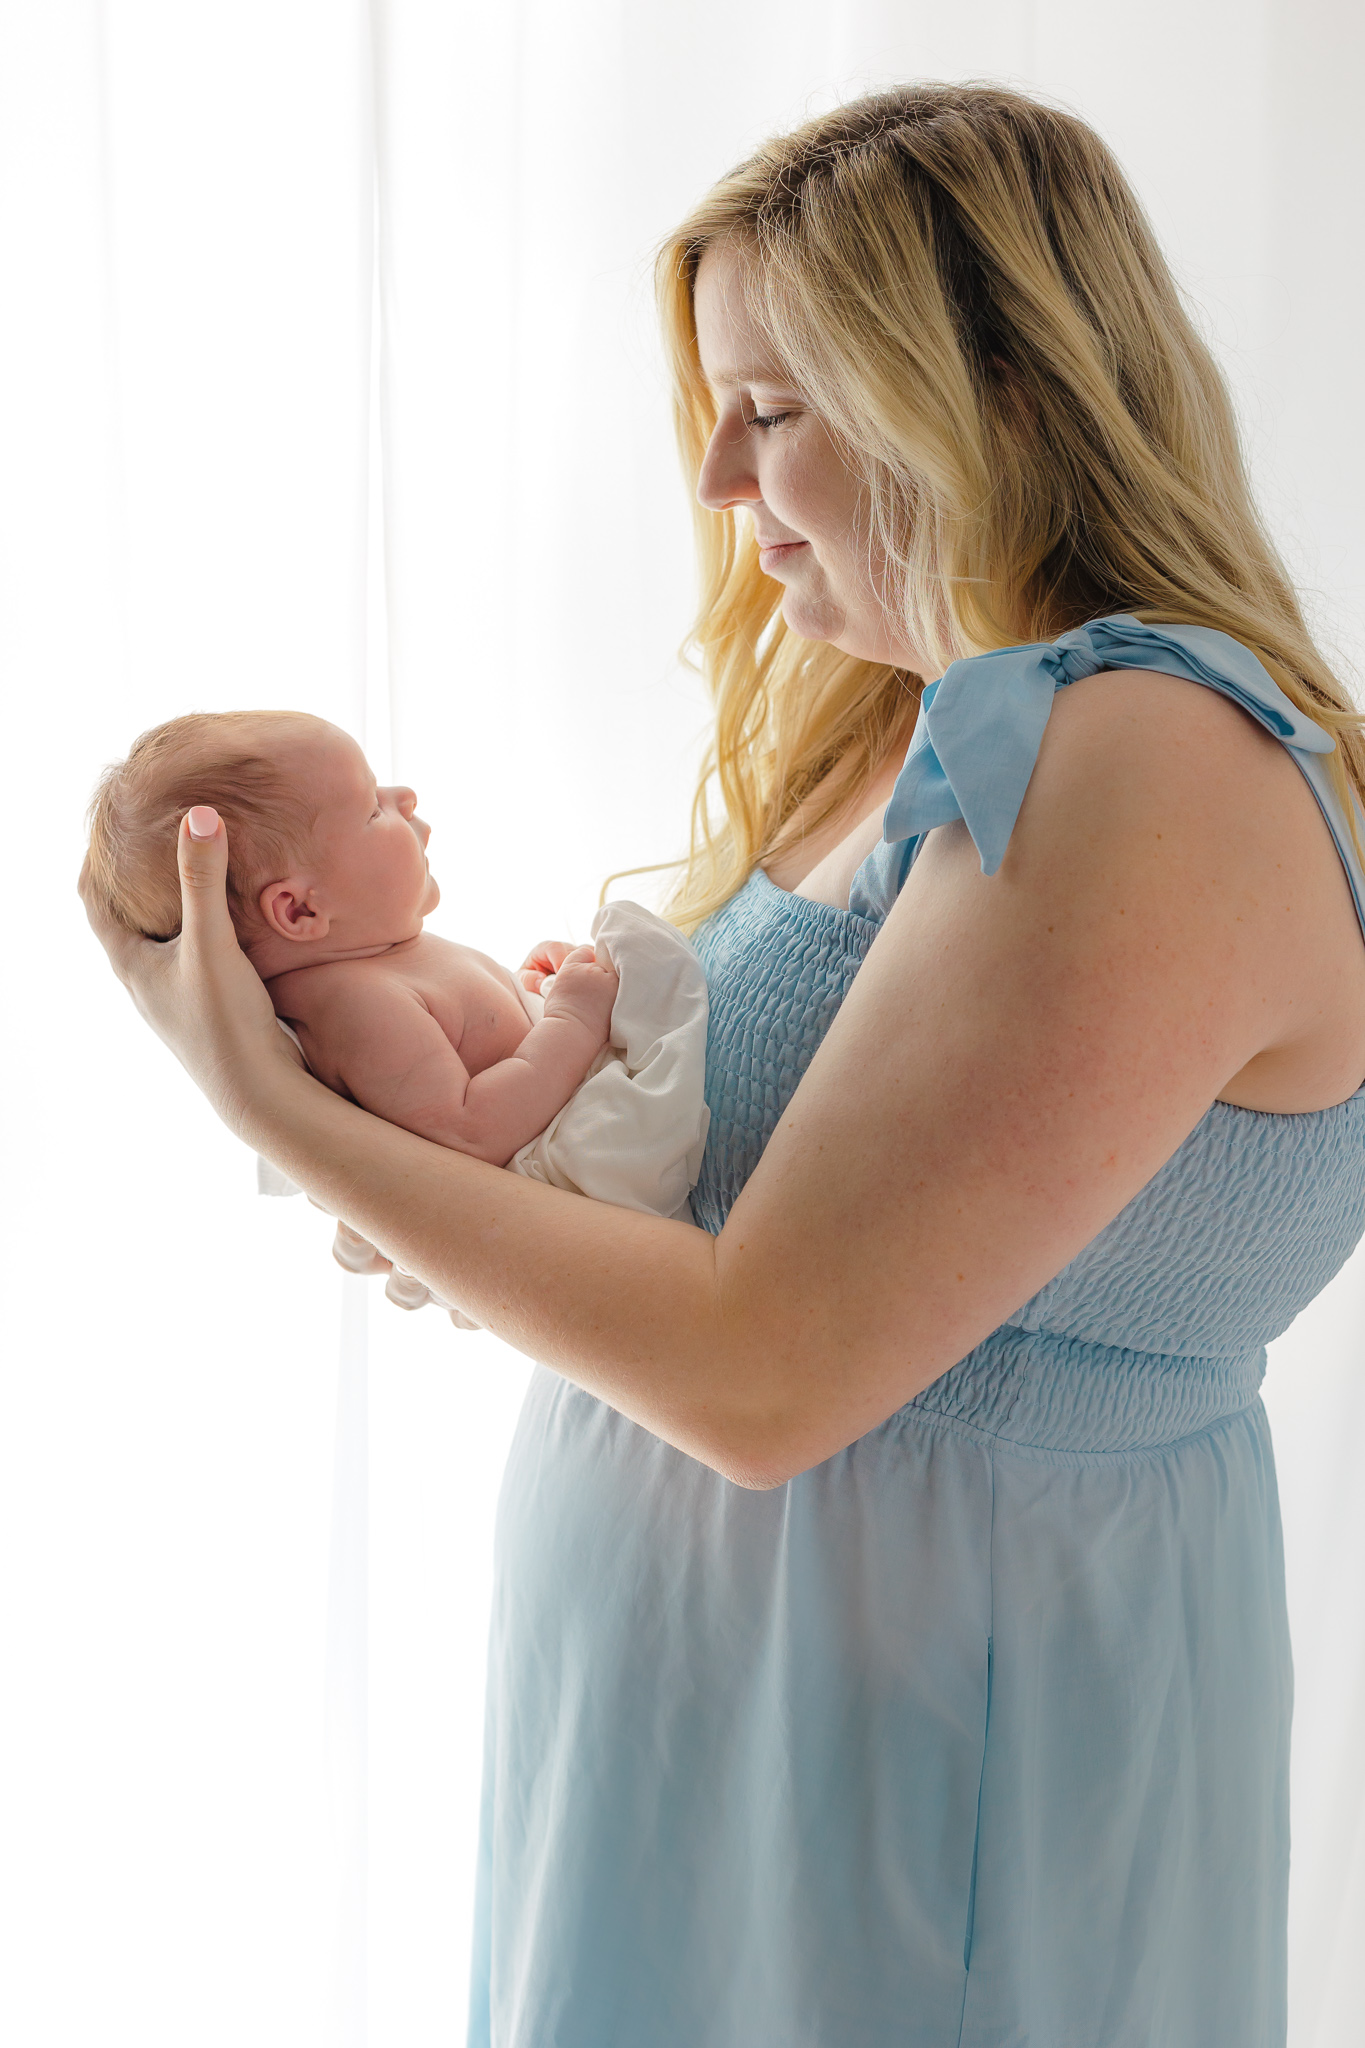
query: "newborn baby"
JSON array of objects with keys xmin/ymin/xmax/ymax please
[{"xmin": 86, "ymin": 709, "xmax": 622, "ymax": 1168}]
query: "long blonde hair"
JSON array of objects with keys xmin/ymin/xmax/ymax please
[{"xmin": 638, "ymin": 81, "xmax": 1364, "ymax": 933}]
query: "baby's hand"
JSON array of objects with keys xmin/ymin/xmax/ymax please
[
  {"xmin": 541, "ymin": 943, "xmax": 620, "ymax": 1047},
  {"xmin": 518, "ymin": 939, "xmax": 575, "ymax": 994}
]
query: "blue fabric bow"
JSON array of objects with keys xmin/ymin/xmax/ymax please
[
  {"xmin": 846, "ymin": 614, "xmax": 1350, "ymax": 927},
  {"xmin": 883, "ymin": 614, "xmax": 1335, "ymax": 877}
]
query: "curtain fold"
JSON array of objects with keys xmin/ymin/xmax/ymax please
[{"xmin": 1, "ymin": 4, "xmax": 1361, "ymax": 2042}]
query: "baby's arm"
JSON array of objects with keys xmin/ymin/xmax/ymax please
[{"xmin": 289, "ymin": 951, "xmax": 615, "ymax": 1167}]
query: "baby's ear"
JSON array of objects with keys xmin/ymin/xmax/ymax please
[{"xmin": 258, "ymin": 879, "xmax": 331, "ymax": 944}]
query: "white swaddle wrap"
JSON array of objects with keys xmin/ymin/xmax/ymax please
[{"xmin": 258, "ymin": 900, "xmax": 710, "ymax": 1322}]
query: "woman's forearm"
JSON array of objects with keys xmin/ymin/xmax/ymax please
[
  {"xmin": 76, "ymin": 816, "xmax": 782, "ymax": 1485},
  {"xmin": 245, "ymin": 1063, "xmax": 773, "ymax": 1484}
]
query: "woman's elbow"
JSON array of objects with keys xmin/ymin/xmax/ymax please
[
  {"xmin": 703, "ymin": 1407, "xmax": 809, "ymax": 1492},
  {"xmin": 715, "ymin": 1452, "xmax": 790, "ymax": 1493},
  {"xmin": 699, "ymin": 1301, "xmax": 814, "ymax": 1490}
]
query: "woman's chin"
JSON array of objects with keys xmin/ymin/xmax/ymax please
[
  {"xmin": 780, "ymin": 590, "xmax": 911, "ymax": 666},
  {"xmin": 779, "ymin": 587, "xmax": 847, "ymax": 647}
]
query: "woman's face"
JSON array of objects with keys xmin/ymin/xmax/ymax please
[{"xmin": 692, "ymin": 239, "xmax": 929, "ymax": 673}]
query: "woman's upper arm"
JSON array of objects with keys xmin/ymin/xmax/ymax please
[{"xmin": 716, "ymin": 672, "xmax": 1309, "ymax": 1486}]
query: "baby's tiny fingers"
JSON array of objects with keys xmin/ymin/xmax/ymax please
[{"xmin": 518, "ymin": 938, "xmax": 574, "ymax": 973}]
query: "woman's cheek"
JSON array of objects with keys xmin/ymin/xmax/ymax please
[{"xmin": 772, "ymin": 450, "xmax": 816, "ymax": 529}]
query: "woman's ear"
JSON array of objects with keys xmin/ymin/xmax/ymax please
[{"xmin": 258, "ymin": 879, "xmax": 331, "ymax": 943}]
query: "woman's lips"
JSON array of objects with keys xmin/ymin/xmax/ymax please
[{"xmin": 758, "ymin": 540, "xmax": 808, "ymax": 570}]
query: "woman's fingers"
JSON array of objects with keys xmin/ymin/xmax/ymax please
[
  {"xmin": 79, "ymin": 807, "xmax": 238, "ymax": 1007},
  {"xmin": 81, "ymin": 797, "xmax": 292, "ymax": 1121},
  {"xmin": 384, "ymin": 1267, "xmax": 434, "ymax": 1310},
  {"xmin": 177, "ymin": 806, "xmax": 238, "ymax": 954},
  {"xmin": 332, "ymin": 1221, "xmax": 392, "ymax": 1277}
]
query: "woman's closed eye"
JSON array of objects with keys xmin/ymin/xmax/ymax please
[{"xmin": 747, "ymin": 409, "xmax": 793, "ymax": 430}]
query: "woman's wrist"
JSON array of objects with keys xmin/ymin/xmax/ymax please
[{"xmin": 232, "ymin": 1049, "xmax": 350, "ymax": 1169}]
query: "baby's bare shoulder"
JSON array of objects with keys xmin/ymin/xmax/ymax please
[
  {"xmin": 396, "ymin": 931, "xmax": 481, "ymax": 975},
  {"xmin": 395, "ymin": 933, "xmax": 522, "ymax": 1003},
  {"xmin": 268, "ymin": 955, "xmax": 444, "ymax": 1091},
  {"xmin": 268, "ymin": 953, "xmax": 428, "ymax": 1023}
]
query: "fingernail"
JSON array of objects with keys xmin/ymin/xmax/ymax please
[{"xmin": 187, "ymin": 806, "xmax": 219, "ymax": 840}]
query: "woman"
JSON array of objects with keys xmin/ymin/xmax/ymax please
[{"xmin": 85, "ymin": 84, "xmax": 1365, "ymax": 2048}]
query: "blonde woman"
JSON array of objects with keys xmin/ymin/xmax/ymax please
[{"xmin": 84, "ymin": 84, "xmax": 1365, "ymax": 2048}]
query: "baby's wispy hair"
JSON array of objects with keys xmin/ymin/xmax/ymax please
[{"xmin": 86, "ymin": 709, "xmax": 326, "ymax": 941}]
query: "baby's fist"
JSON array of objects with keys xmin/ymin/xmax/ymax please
[
  {"xmin": 518, "ymin": 939, "xmax": 575, "ymax": 994},
  {"xmin": 542, "ymin": 943, "xmax": 619, "ymax": 1046}
]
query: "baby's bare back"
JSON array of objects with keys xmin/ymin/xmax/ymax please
[{"xmin": 266, "ymin": 931, "xmax": 618, "ymax": 1166}]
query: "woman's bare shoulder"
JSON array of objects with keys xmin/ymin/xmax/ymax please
[
  {"xmin": 1002, "ymin": 660, "xmax": 1341, "ymax": 904},
  {"xmin": 1037, "ymin": 662, "xmax": 1293, "ymax": 800}
]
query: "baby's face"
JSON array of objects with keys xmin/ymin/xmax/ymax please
[{"xmin": 276, "ymin": 722, "xmax": 439, "ymax": 950}]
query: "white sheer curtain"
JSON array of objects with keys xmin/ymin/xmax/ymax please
[{"xmin": 2, "ymin": 3, "xmax": 1361, "ymax": 2043}]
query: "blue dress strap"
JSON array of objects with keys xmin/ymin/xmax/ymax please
[{"xmin": 849, "ymin": 612, "xmax": 1365, "ymax": 935}]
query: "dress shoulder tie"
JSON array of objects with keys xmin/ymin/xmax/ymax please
[{"xmin": 849, "ymin": 613, "xmax": 1356, "ymax": 927}]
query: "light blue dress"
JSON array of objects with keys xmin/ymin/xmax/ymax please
[{"xmin": 468, "ymin": 618, "xmax": 1365, "ymax": 2048}]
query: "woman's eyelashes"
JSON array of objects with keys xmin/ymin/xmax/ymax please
[{"xmin": 743, "ymin": 402, "xmax": 795, "ymax": 430}]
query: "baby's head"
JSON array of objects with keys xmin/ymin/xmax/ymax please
[{"xmin": 86, "ymin": 710, "xmax": 438, "ymax": 965}]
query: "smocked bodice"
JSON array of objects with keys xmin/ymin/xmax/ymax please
[
  {"xmin": 689, "ymin": 617, "xmax": 1365, "ymax": 1457},
  {"xmin": 691, "ymin": 870, "xmax": 1365, "ymax": 1358}
]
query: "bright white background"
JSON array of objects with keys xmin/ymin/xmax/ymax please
[{"xmin": 1, "ymin": 3, "xmax": 1362, "ymax": 2043}]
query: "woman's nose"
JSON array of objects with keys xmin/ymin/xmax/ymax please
[{"xmin": 696, "ymin": 418, "xmax": 762, "ymax": 514}]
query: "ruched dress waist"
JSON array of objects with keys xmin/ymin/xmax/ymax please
[{"xmin": 905, "ymin": 1321, "xmax": 1266, "ymax": 1460}]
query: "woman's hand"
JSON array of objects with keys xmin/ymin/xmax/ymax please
[
  {"xmin": 329, "ymin": 1214, "xmax": 393, "ymax": 1278},
  {"xmin": 332, "ymin": 1213, "xmax": 481, "ymax": 1329},
  {"xmin": 78, "ymin": 805, "xmax": 305, "ymax": 1133}
]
